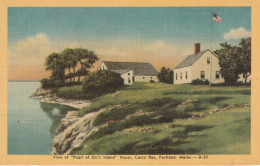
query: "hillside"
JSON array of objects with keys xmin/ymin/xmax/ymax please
[{"xmin": 58, "ymin": 83, "xmax": 251, "ymax": 154}]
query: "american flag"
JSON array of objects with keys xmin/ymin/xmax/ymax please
[{"xmin": 212, "ymin": 13, "xmax": 222, "ymax": 23}]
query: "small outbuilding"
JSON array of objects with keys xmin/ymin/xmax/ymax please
[{"xmin": 98, "ymin": 61, "xmax": 159, "ymax": 85}]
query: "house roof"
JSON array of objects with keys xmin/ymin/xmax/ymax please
[
  {"xmin": 111, "ymin": 69, "xmax": 133, "ymax": 75},
  {"xmin": 174, "ymin": 49, "xmax": 218, "ymax": 69},
  {"xmin": 102, "ymin": 61, "xmax": 158, "ymax": 76}
]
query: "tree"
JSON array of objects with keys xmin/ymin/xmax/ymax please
[
  {"xmin": 214, "ymin": 38, "xmax": 251, "ymax": 85},
  {"xmin": 214, "ymin": 43, "xmax": 240, "ymax": 85},
  {"xmin": 74, "ymin": 48, "xmax": 99, "ymax": 82},
  {"xmin": 42, "ymin": 48, "xmax": 99, "ymax": 88},
  {"xmin": 61, "ymin": 48, "xmax": 99, "ymax": 83},
  {"xmin": 45, "ymin": 52, "xmax": 66, "ymax": 87},
  {"xmin": 61, "ymin": 48, "xmax": 78, "ymax": 82},
  {"xmin": 158, "ymin": 67, "xmax": 173, "ymax": 84},
  {"xmin": 238, "ymin": 38, "xmax": 251, "ymax": 83}
]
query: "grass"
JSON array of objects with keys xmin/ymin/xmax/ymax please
[
  {"xmin": 69, "ymin": 82, "xmax": 250, "ymax": 154},
  {"xmin": 57, "ymin": 85, "xmax": 99, "ymax": 99},
  {"xmin": 78, "ymin": 82, "xmax": 250, "ymax": 115},
  {"xmin": 173, "ymin": 107, "xmax": 250, "ymax": 154}
]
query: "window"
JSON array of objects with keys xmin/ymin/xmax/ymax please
[
  {"xmin": 186, "ymin": 72, "xmax": 188, "ymax": 79},
  {"xmin": 216, "ymin": 71, "xmax": 220, "ymax": 79},
  {"xmin": 201, "ymin": 71, "xmax": 205, "ymax": 79},
  {"xmin": 207, "ymin": 58, "xmax": 210, "ymax": 64},
  {"xmin": 150, "ymin": 77, "xmax": 153, "ymax": 79},
  {"xmin": 128, "ymin": 78, "xmax": 131, "ymax": 83},
  {"xmin": 176, "ymin": 73, "xmax": 178, "ymax": 80},
  {"xmin": 128, "ymin": 73, "xmax": 130, "ymax": 76},
  {"xmin": 143, "ymin": 77, "xmax": 145, "ymax": 79},
  {"xmin": 243, "ymin": 73, "xmax": 246, "ymax": 78},
  {"xmin": 180, "ymin": 72, "xmax": 182, "ymax": 80},
  {"xmin": 102, "ymin": 66, "xmax": 105, "ymax": 70}
]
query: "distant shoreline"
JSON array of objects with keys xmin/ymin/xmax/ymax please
[{"xmin": 8, "ymin": 80, "xmax": 40, "ymax": 82}]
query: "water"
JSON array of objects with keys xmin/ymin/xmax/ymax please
[{"xmin": 8, "ymin": 81, "xmax": 76, "ymax": 155}]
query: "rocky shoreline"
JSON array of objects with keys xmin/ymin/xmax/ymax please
[
  {"xmin": 31, "ymin": 88, "xmax": 91, "ymax": 109},
  {"xmin": 52, "ymin": 108, "xmax": 106, "ymax": 154},
  {"xmin": 31, "ymin": 87, "xmax": 99, "ymax": 154}
]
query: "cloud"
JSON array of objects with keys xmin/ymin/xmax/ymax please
[
  {"xmin": 8, "ymin": 33, "xmax": 55, "ymax": 80},
  {"xmin": 96, "ymin": 47, "xmax": 128, "ymax": 56},
  {"xmin": 8, "ymin": 33, "xmax": 53, "ymax": 64},
  {"xmin": 8, "ymin": 33, "xmax": 86, "ymax": 65},
  {"xmin": 224, "ymin": 27, "xmax": 251, "ymax": 40},
  {"xmin": 144, "ymin": 40, "xmax": 179, "ymax": 57},
  {"xmin": 16, "ymin": 33, "xmax": 50, "ymax": 49}
]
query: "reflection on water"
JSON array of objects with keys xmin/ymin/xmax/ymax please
[
  {"xmin": 8, "ymin": 81, "xmax": 77, "ymax": 155},
  {"xmin": 40, "ymin": 102, "xmax": 77, "ymax": 138}
]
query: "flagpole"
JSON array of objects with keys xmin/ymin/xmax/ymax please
[{"xmin": 210, "ymin": 12, "xmax": 213, "ymax": 87}]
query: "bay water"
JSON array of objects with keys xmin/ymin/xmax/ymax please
[{"xmin": 8, "ymin": 81, "xmax": 76, "ymax": 155}]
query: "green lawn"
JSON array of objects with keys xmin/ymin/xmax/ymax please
[{"xmin": 71, "ymin": 82, "xmax": 250, "ymax": 154}]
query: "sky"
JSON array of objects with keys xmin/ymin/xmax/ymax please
[{"xmin": 8, "ymin": 7, "xmax": 251, "ymax": 80}]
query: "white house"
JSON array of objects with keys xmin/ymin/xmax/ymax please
[
  {"xmin": 98, "ymin": 61, "xmax": 159, "ymax": 85},
  {"xmin": 173, "ymin": 43, "xmax": 225, "ymax": 84},
  {"xmin": 237, "ymin": 73, "xmax": 251, "ymax": 83}
]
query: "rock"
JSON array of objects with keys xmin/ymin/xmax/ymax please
[
  {"xmin": 52, "ymin": 108, "xmax": 106, "ymax": 155},
  {"xmin": 124, "ymin": 104, "xmax": 131, "ymax": 107},
  {"xmin": 111, "ymin": 91, "xmax": 121, "ymax": 97},
  {"xmin": 200, "ymin": 113, "xmax": 208, "ymax": 118},
  {"xmin": 177, "ymin": 98, "xmax": 199, "ymax": 107},
  {"xmin": 106, "ymin": 119, "xmax": 123, "ymax": 125},
  {"xmin": 241, "ymin": 103, "xmax": 250, "ymax": 107},
  {"xmin": 30, "ymin": 88, "xmax": 51, "ymax": 98},
  {"xmin": 133, "ymin": 128, "xmax": 138, "ymax": 132},
  {"xmin": 31, "ymin": 88, "xmax": 91, "ymax": 109},
  {"xmin": 213, "ymin": 109, "xmax": 221, "ymax": 113},
  {"xmin": 56, "ymin": 111, "xmax": 79, "ymax": 133},
  {"xmin": 109, "ymin": 104, "xmax": 122, "ymax": 112}
]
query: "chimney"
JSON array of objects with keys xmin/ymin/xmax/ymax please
[{"xmin": 194, "ymin": 43, "xmax": 200, "ymax": 54}]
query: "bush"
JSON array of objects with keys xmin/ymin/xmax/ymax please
[
  {"xmin": 158, "ymin": 67, "xmax": 173, "ymax": 84},
  {"xmin": 204, "ymin": 79, "xmax": 210, "ymax": 85},
  {"xmin": 82, "ymin": 70, "xmax": 124, "ymax": 95},
  {"xmin": 247, "ymin": 80, "xmax": 251, "ymax": 86},
  {"xmin": 64, "ymin": 81, "xmax": 82, "ymax": 87},
  {"xmin": 40, "ymin": 78, "xmax": 54, "ymax": 89},
  {"xmin": 212, "ymin": 80, "xmax": 251, "ymax": 87},
  {"xmin": 150, "ymin": 80, "xmax": 155, "ymax": 83},
  {"xmin": 191, "ymin": 79, "xmax": 210, "ymax": 85},
  {"xmin": 41, "ymin": 77, "xmax": 67, "ymax": 89}
]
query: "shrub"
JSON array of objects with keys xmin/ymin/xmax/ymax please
[
  {"xmin": 82, "ymin": 70, "xmax": 124, "ymax": 95},
  {"xmin": 150, "ymin": 80, "xmax": 155, "ymax": 83},
  {"xmin": 204, "ymin": 79, "xmax": 210, "ymax": 85},
  {"xmin": 247, "ymin": 80, "xmax": 251, "ymax": 86},
  {"xmin": 191, "ymin": 79, "xmax": 210, "ymax": 85},
  {"xmin": 64, "ymin": 81, "xmax": 82, "ymax": 87},
  {"xmin": 41, "ymin": 78, "xmax": 49, "ymax": 89},
  {"xmin": 41, "ymin": 77, "xmax": 67, "ymax": 89},
  {"xmin": 212, "ymin": 80, "xmax": 251, "ymax": 87},
  {"xmin": 158, "ymin": 67, "xmax": 173, "ymax": 84},
  {"xmin": 40, "ymin": 78, "xmax": 55, "ymax": 89}
]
